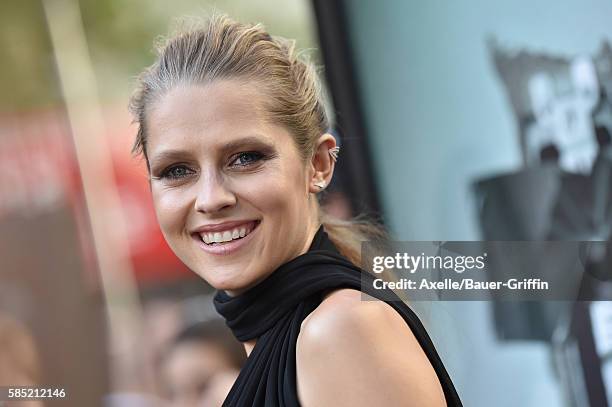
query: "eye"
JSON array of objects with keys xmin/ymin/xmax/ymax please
[
  {"xmin": 229, "ymin": 151, "xmax": 264, "ymax": 167},
  {"xmin": 158, "ymin": 164, "xmax": 195, "ymax": 180}
]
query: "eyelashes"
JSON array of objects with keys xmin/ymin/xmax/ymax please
[
  {"xmin": 152, "ymin": 151, "xmax": 271, "ymax": 183},
  {"xmin": 156, "ymin": 164, "xmax": 196, "ymax": 181},
  {"xmin": 230, "ymin": 151, "xmax": 265, "ymax": 167}
]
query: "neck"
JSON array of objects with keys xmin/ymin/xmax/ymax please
[
  {"xmin": 223, "ymin": 218, "xmax": 322, "ymax": 298},
  {"xmin": 243, "ymin": 339, "xmax": 256, "ymax": 357}
]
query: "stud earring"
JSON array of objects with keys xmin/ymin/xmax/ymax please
[
  {"xmin": 314, "ymin": 180, "xmax": 326, "ymax": 190},
  {"xmin": 329, "ymin": 146, "xmax": 340, "ymax": 162}
]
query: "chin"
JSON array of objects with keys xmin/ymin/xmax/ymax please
[
  {"xmin": 208, "ymin": 279, "xmax": 242, "ymax": 292},
  {"xmin": 197, "ymin": 267, "xmax": 252, "ymax": 292}
]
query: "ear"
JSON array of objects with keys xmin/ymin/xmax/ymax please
[{"xmin": 308, "ymin": 133, "xmax": 338, "ymax": 194}]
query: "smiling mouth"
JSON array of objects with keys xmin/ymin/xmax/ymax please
[{"xmin": 196, "ymin": 220, "xmax": 260, "ymax": 246}]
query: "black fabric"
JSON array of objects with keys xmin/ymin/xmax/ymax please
[{"xmin": 214, "ymin": 225, "xmax": 463, "ymax": 406}]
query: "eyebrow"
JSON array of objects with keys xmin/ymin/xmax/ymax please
[
  {"xmin": 149, "ymin": 135, "xmax": 276, "ymax": 168},
  {"xmin": 218, "ymin": 135, "xmax": 275, "ymax": 154}
]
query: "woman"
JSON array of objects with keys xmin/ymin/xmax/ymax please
[
  {"xmin": 130, "ymin": 14, "xmax": 462, "ymax": 406},
  {"xmin": 160, "ymin": 319, "xmax": 246, "ymax": 406}
]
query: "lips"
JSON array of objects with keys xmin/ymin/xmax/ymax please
[
  {"xmin": 197, "ymin": 220, "xmax": 259, "ymax": 245},
  {"xmin": 191, "ymin": 220, "xmax": 261, "ymax": 255}
]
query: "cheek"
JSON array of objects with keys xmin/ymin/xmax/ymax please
[
  {"xmin": 235, "ymin": 165, "xmax": 308, "ymax": 215},
  {"xmin": 151, "ymin": 187, "xmax": 191, "ymax": 234}
]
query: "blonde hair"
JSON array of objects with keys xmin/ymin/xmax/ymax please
[{"xmin": 129, "ymin": 14, "xmax": 386, "ymax": 265}]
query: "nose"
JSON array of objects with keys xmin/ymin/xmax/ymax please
[{"xmin": 194, "ymin": 170, "xmax": 237, "ymax": 214}]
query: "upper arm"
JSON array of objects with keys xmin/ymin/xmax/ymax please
[{"xmin": 296, "ymin": 290, "xmax": 446, "ymax": 407}]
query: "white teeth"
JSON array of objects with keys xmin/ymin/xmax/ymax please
[{"xmin": 200, "ymin": 223, "xmax": 257, "ymax": 244}]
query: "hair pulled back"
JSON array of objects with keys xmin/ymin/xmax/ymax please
[{"xmin": 129, "ymin": 14, "xmax": 385, "ymax": 265}]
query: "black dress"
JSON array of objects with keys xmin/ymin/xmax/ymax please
[{"xmin": 214, "ymin": 225, "xmax": 463, "ymax": 406}]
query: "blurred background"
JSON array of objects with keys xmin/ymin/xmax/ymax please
[{"xmin": 2, "ymin": 0, "xmax": 612, "ymax": 406}]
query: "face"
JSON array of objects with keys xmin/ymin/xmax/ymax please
[
  {"xmin": 161, "ymin": 341, "xmax": 239, "ymax": 407},
  {"xmin": 146, "ymin": 80, "xmax": 320, "ymax": 295}
]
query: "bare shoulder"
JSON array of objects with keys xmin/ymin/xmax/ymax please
[{"xmin": 296, "ymin": 288, "xmax": 446, "ymax": 407}]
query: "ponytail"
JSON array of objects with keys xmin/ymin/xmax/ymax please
[{"xmin": 319, "ymin": 211, "xmax": 387, "ymax": 266}]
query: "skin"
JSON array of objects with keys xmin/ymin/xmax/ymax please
[
  {"xmin": 296, "ymin": 289, "xmax": 447, "ymax": 406},
  {"xmin": 146, "ymin": 79, "xmax": 446, "ymax": 406},
  {"xmin": 161, "ymin": 341, "xmax": 239, "ymax": 407},
  {"xmin": 147, "ymin": 79, "xmax": 334, "ymax": 296}
]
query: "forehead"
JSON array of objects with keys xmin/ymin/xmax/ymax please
[{"xmin": 146, "ymin": 80, "xmax": 279, "ymax": 157}]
